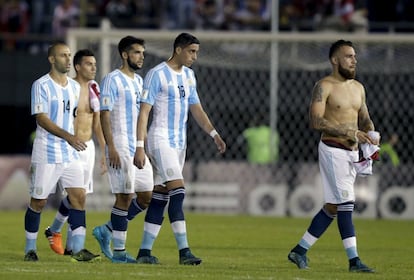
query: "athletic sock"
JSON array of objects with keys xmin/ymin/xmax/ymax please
[
  {"xmin": 68, "ymin": 208, "xmax": 86, "ymax": 254},
  {"xmin": 127, "ymin": 198, "xmax": 144, "ymax": 221},
  {"xmin": 50, "ymin": 196, "xmax": 71, "ymax": 233},
  {"xmin": 337, "ymin": 203, "xmax": 358, "ymax": 259},
  {"xmin": 66, "ymin": 225, "xmax": 73, "ymax": 252},
  {"xmin": 293, "ymin": 207, "xmax": 335, "ymax": 255},
  {"xmin": 168, "ymin": 187, "xmax": 189, "ymax": 250},
  {"xmin": 24, "ymin": 206, "xmax": 41, "ymax": 253},
  {"xmin": 111, "ymin": 207, "xmax": 128, "ymax": 251},
  {"xmin": 138, "ymin": 191, "xmax": 169, "ymax": 257}
]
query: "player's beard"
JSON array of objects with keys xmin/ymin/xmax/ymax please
[
  {"xmin": 127, "ymin": 57, "xmax": 141, "ymax": 71},
  {"xmin": 338, "ymin": 64, "xmax": 356, "ymax": 79},
  {"xmin": 56, "ymin": 63, "xmax": 70, "ymax": 74}
]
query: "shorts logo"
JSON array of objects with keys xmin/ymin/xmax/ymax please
[
  {"xmin": 166, "ymin": 168, "xmax": 174, "ymax": 177},
  {"xmin": 341, "ymin": 190, "xmax": 349, "ymax": 198},
  {"xmin": 126, "ymin": 181, "xmax": 132, "ymax": 191},
  {"xmin": 35, "ymin": 187, "xmax": 43, "ymax": 196}
]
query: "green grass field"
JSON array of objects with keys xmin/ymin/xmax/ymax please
[{"xmin": 1, "ymin": 210, "xmax": 413, "ymax": 280}]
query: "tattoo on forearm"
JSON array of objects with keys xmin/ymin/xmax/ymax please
[
  {"xmin": 312, "ymin": 116, "xmax": 350, "ymax": 137},
  {"xmin": 359, "ymin": 118, "xmax": 374, "ymax": 132},
  {"xmin": 311, "ymin": 84, "xmax": 323, "ymax": 102},
  {"xmin": 358, "ymin": 104, "xmax": 375, "ymax": 131}
]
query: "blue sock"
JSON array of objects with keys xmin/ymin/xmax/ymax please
[
  {"xmin": 337, "ymin": 203, "xmax": 358, "ymax": 259},
  {"xmin": 68, "ymin": 209, "xmax": 86, "ymax": 254},
  {"xmin": 145, "ymin": 191, "xmax": 169, "ymax": 225},
  {"xmin": 168, "ymin": 188, "xmax": 185, "ymax": 222},
  {"xmin": 111, "ymin": 207, "xmax": 128, "ymax": 251},
  {"xmin": 127, "ymin": 198, "xmax": 144, "ymax": 221},
  {"xmin": 24, "ymin": 206, "xmax": 41, "ymax": 253},
  {"xmin": 66, "ymin": 226, "xmax": 73, "ymax": 251},
  {"xmin": 50, "ymin": 196, "xmax": 71, "ymax": 233},
  {"xmin": 168, "ymin": 188, "xmax": 188, "ymax": 250},
  {"xmin": 139, "ymin": 192, "xmax": 169, "ymax": 255},
  {"xmin": 293, "ymin": 208, "xmax": 334, "ymax": 255},
  {"xmin": 308, "ymin": 208, "xmax": 335, "ymax": 238}
]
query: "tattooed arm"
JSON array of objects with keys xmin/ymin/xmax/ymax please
[
  {"xmin": 356, "ymin": 86, "xmax": 379, "ymax": 145},
  {"xmin": 358, "ymin": 87, "xmax": 375, "ymax": 133}
]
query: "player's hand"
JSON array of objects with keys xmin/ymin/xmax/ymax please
[
  {"xmin": 214, "ymin": 135, "xmax": 226, "ymax": 154},
  {"xmin": 134, "ymin": 148, "xmax": 146, "ymax": 169},
  {"xmin": 100, "ymin": 156, "xmax": 107, "ymax": 175},
  {"xmin": 67, "ymin": 135, "xmax": 87, "ymax": 151},
  {"xmin": 107, "ymin": 146, "xmax": 121, "ymax": 169},
  {"xmin": 356, "ymin": 130, "xmax": 380, "ymax": 145}
]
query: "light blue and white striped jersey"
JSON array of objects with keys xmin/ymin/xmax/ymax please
[
  {"xmin": 100, "ymin": 69, "xmax": 142, "ymax": 157},
  {"xmin": 142, "ymin": 62, "xmax": 200, "ymax": 150},
  {"xmin": 31, "ymin": 74, "xmax": 80, "ymax": 164}
]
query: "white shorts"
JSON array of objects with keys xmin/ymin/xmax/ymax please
[
  {"xmin": 134, "ymin": 154, "xmax": 154, "ymax": 192},
  {"xmin": 318, "ymin": 141, "xmax": 359, "ymax": 204},
  {"xmin": 78, "ymin": 139, "xmax": 95, "ymax": 194},
  {"xmin": 147, "ymin": 143, "xmax": 186, "ymax": 186},
  {"xmin": 106, "ymin": 155, "xmax": 153, "ymax": 194},
  {"xmin": 29, "ymin": 161, "xmax": 84, "ymax": 199}
]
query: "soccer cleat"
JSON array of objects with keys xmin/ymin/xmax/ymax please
[
  {"xmin": 71, "ymin": 249, "xmax": 101, "ymax": 262},
  {"xmin": 136, "ymin": 255, "xmax": 160, "ymax": 264},
  {"xmin": 24, "ymin": 250, "xmax": 39, "ymax": 262},
  {"xmin": 92, "ymin": 225, "xmax": 112, "ymax": 259},
  {"xmin": 288, "ymin": 251, "xmax": 309, "ymax": 269},
  {"xmin": 112, "ymin": 250, "xmax": 137, "ymax": 263},
  {"xmin": 44, "ymin": 227, "xmax": 64, "ymax": 255},
  {"xmin": 179, "ymin": 249, "xmax": 202, "ymax": 265},
  {"xmin": 349, "ymin": 258, "xmax": 375, "ymax": 273}
]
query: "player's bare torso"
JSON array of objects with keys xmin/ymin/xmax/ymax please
[
  {"xmin": 320, "ymin": 76, "xmax": 363, "ymax": 150},
  {"xmin": 74, "ymin": 83, "xmax": 94, "ymax": 142}
]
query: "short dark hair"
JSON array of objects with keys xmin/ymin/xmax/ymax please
[
  {"xmin": 118, "ymin": 36, "xmax": 145, "ymax": 56},
  {"xmin": 173, "ymin": 33, "xmax": 200, "ymax": 50},
  {"xmin": 329, "ymin": 39, "xmax": 353, "ymax": 59},
  {"xmin": 47, "ymin": 41, "xmax": 67, "ymax": 57},
  {"xmin": 73, "ymin": 49, "xmax": 95, "ymax": 66}
]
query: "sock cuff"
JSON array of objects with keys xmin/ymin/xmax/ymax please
[
  {"xmin": 152, "ymin": 191, "xmax": 169, "ymax": 202},
  {"xmin": 338, "ymin": 202, "xmax": 354, "ymax": 212},
  {"xmin": 111, "ymin": 207, "xmax": 128, "ymax": 217},
  {"xmin": 169, "ymin": 187, "xmax": 185, "ymax": 197}
]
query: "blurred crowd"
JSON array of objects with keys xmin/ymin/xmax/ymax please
[{"xmin": 1, "ymin": 0, "xmax": 414, "ymax": 51}]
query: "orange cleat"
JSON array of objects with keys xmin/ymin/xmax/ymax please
[{"xmin": 44, "ymin": 227, "xmax": 64, "ymax": 255}]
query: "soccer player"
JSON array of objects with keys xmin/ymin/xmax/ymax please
[
  {"xmin": 287, "ymin": 40, "xmax": 378, "ymax": 273},
  {"xmin": 134, "ymin": 32, "xmax": 226, "ymax": 265},
  {"xmin": 44, "ymin": 49, "xmax": 107, "ymax": 256},
  {"xmin": 92, "ymin": 36, "xmax": 154, "ymax": 263},
  {"xmin": 24, "ymin": 42, "xmax": 100, "ymax": 262}
]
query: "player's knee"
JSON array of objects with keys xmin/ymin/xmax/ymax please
[
  {"xmin": 166, "ymin": 179, "xmax": 184, "ymax": 190},
  {"xmin": 67, "ymin": 189, "xmax": 87, "ymax": 209},
  {"xmin": 115, "ymin": 193, "xmax": 134, "ymax": 209},
  {"xmin": 30, "ymin": 198, "xmax": 47, "ymax": 212},
  {"xmin": 324, "ymin": 203, "xmax": 337, "ymax": 215},
  {"xmin": 136, "ymin": 191, "xmax": 152, "ymax": 209},
  {"xmin": 153, "ymin": 185, "xmax": 168, "ymax": 193}
]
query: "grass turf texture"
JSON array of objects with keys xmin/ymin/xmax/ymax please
[{"xmin": 1, "ymin": 211, "xmax": 413, "ymax": 280}]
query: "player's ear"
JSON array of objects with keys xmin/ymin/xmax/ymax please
[
  {"xmin": 48, "ymin": 55, "xmax": 55, "ymax": 64},
  {"xmin": 175, "ymin": 46, "xmax": 182, "ymax": 55},
  {"xmin": 121, "ymin": 51, "xmax": 128, "ymax": 60}
]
